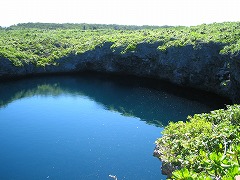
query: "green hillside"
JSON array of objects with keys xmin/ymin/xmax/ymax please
[{"xmin": 0, "ymin": 22, "xmax": 239, "ymax": 67}]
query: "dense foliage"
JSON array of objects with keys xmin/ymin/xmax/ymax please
[
  {"xmin": 0, "ymin": 22, "xmax": 240, "ymax": 67},
  {"xmin": 155, "ymin": 104, "xmax": 240, "ymax": 179},
  {"xmin": 8, "ymin": 22, "xmax": 163, "ymax": 30}
]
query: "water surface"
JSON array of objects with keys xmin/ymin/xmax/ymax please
[{"xmin": 0, "ymin": 74, "xmax": 227, "ymax": 180}]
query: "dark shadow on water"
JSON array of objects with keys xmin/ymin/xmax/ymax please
[{"xmin": 0, "ymin": 72, "xmax": 231, "ymax": 127}]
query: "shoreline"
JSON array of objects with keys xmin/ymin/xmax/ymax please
[{"xmin": 0, "ymin": 42, "xmax": 239, "ymax": 103}]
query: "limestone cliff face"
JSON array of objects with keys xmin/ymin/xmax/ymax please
[
  {"xmin": 230, "ymin": 55, "xmax": 240, "ymax": 102},
  {"xmin": 0, "ymin": 42, "xmax": 239, "ymax": 103}
]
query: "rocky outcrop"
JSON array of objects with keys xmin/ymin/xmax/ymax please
[
  {"xmin": 153, "ymin": 143, "xmax": 180, "ymax": 177},
  {"xmin": 229, "ymin": 55, "xmax": 240, "ymax": 102},
  {"xmin": 0, "ymin": 42, "xmax": 239, "ymax": 103}
]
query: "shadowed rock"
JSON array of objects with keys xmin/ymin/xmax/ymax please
[{"xmin": 0, "ymin": 42, "xmax": 239, "ymax": 103}]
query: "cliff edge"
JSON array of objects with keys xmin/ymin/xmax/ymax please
[{"xmin": 0, "ymin": 42, "xmax": 239, "ymax": 103}]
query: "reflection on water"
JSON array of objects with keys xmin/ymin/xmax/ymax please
[
  {"xmin": 0, "ymin": 73, "xmax": 228, "ymax": 180},
  {"xmin": 0, "ymin": 73, "xmax": 228, "ymax": 127}
]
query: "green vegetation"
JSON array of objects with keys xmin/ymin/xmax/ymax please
[
  {"xmin": 0, "ymin": 22, "xmax": 240, "ymax": 67},
  {"xmin": 155, "ymin": 104, "xmax": 240, "ymax": 179},
  {"xmin": 8, "ymin": 22, "xmax": 162, "ymax": 30}
]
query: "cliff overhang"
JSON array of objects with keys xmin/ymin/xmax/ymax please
[{"xmin": 0, "ymin": 42, "xmax": 239, "ymax": 103}]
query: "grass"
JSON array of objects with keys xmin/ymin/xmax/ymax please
[{"xmin": 0, "ymin": 22, "xmax": 240, "ymax": 66}]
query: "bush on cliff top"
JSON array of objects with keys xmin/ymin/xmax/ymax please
[
  {"xmin": 155, "ymin": 104, "xmax": 240, "ymax": 179},
  {"xmin": 0, "ymin": 22, "xmax": 240, "ymax": 66}
]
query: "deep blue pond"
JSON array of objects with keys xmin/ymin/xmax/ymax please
[{"xmin": 0, "ymin": 74, "xmax": 227, "ymax": 180}]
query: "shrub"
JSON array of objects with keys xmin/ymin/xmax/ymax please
[{"xmin": 155, "ymin": 105, "xmax": 240, "ymax": 179}]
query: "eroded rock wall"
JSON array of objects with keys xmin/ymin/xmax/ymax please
[{"xmin": 0, "ymin": 42, "xmax": 239, "ymax": 103}]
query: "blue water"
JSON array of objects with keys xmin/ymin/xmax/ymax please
[{"xmin": 0, "ymin": 74, "xmax": 227, "ymax": 180}]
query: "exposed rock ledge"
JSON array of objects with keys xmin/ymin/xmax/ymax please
[
  {"xmin": 0, "ymin": 42, "xmax": 239, "ymax": 103},
  {"xmin": 153, "ymin": 143, "xmax": 180, "ymax": 178}
]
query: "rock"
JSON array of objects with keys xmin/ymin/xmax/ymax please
[
  {"xmin": 229, "ymin": 56, "xmax": 240, "ymax": 103},
  {"xmin": 161, "ymin": 161, "xmax": 180, "ymax": 178},
  {"xmin": 153, "ymin": 144, "xmax": 180, "ymax": 177},
  {"xmin": 0, "ymin": 42, "xmax": 239, "ymax": 103}
]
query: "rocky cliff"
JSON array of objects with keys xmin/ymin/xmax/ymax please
[{"xmin": 0, "ymin": 42, "xmax": 239, "ymax": 103}]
